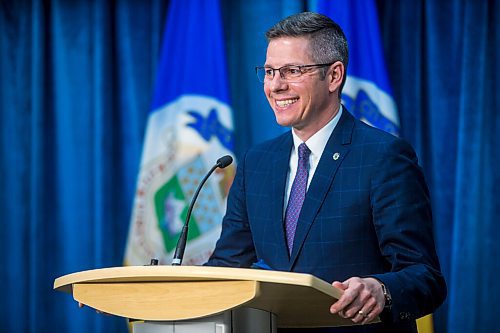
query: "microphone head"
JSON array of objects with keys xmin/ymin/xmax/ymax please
[{"xmin": 216, "ymin": 155, "xmax": 233, "ymax": 168}]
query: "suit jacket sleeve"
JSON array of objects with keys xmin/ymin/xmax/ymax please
[{"xmin": 368, "ymin": 138, "xmax": 447, "ymax": 323}]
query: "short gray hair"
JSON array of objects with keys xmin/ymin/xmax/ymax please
[{"xmin": 266, "ymin": 12, "xmax": 348, "ymax": 96}]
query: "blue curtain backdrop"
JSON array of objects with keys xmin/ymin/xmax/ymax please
[
  {"xmin": 1, "ymin": 1, "xmax": 498, "ymax": 332},
  {"xmin": 378, "ymin": 1, "xmax": 499, "ymax": 332},
  {"xmin": 0, "ymin": 1, "xmax": 166, "ymax": 332}
]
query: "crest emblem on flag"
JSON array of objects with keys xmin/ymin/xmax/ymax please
[{"xmin": 126, "ymin": 95, "xmax": 235, "ymax": 265}]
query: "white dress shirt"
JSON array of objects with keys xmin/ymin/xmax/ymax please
[{"xmin": 284, "ymin": 106, "xmax": 343, "ymax": 213}]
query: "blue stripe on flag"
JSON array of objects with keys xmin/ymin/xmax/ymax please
[{"xmin": 152, "ymin": 0, "xmax": 230, "ymax": 110}]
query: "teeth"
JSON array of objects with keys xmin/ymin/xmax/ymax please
[{"xmin": 276, "ymin": 98, "xmax": 298, "ymax": 107}]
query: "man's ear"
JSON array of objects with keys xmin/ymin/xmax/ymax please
[{"xmin": 328, "ymin": 61, "xmax": 345, "ymax": 93}]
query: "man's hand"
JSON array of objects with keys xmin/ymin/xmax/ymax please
[{"xmin": 330, "ymin": 277, "xmax": 385, "ymax": 325}]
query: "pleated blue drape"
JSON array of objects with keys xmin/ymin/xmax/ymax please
[
  {"xmin": 1, "ymin": 1, "xmax": 498, "ymax": 332},
  {"xmin": 379, "ymin": 1, "xmax": 499, "ymax": 332},
  {"xmin": 0, "ymin": 1, "xmax": 165, "ymax": 331}
]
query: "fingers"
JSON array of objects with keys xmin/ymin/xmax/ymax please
[
  {"xmin": 330, "ymin": 278, "xmax": 363, "ymax": 315},
  {"xmin": 352, "ymin": 295, "xmax": 376, "ymax": 324},
  {"xmin": 330, "ymin": 277, "xmax": 385, "ymax": 325},
  {"xmin": 332, "ymin": 281, "xmax": 347, "ymax": 290},
  {"xmin": 365, "ymin": 294, "xmax": 386, "ymax": 324},
  {"xmin": 330, "ymin": 280, "xmax": 349, "ymax": 316}
]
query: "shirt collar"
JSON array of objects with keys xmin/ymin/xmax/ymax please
[{"xmin": 291, "ymin": 105, "xmax": 343, "ymax": 158}]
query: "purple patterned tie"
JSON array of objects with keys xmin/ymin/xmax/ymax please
[{"xmin": 285, "ymin": 143, "xmax": 311, "ymax": 254}]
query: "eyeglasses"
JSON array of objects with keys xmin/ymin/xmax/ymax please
[{"xmin": 255, "ymin": 63, "xmax": 334, "ymax": 83}]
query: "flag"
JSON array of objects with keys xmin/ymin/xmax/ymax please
[
  {"xmin": 312, "ymin": 1, "xmax": 432, "ymax": 331},
  {"xmin": 125, "ymin": 0, "xmax": 235, "ymax": 266},
  {"xmin": 313, "ymin": 0, "xmax": 400, "ymax": 136}
]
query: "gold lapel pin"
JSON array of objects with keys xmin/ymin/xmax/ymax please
[{"xmin": 333, "ymin": 152, "xmax": 340, "ymax": 160}]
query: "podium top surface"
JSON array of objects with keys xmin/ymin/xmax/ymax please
[
  {"xmin": 53, "ymin": 266, "xmax": 370, "ymax": 327},
  {"xmin": 54, "ymin": 265, "xmax": 341, "ymax": 298}
]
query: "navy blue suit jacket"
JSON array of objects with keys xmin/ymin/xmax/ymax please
[{"xmin": 207, "ymin": 110, "xmax": 446, "ymax": 333}]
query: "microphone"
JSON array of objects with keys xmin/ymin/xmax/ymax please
[{"xmin": 171, "ymin": 155, "xmax": 233, "ymax": 265}]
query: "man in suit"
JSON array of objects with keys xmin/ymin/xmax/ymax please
[{"xmin": 206, "ymin": 12, "xmax": 446, "ymax": 333}]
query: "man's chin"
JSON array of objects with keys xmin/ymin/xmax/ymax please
[
  {"xmin": 274, "ymin": 117, "xmax": 293, "ymax": 128},
  {"xmin": 273, "ymin": 112, "xmax": 293, "ymax": 127}
]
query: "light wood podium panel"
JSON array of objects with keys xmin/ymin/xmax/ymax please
[{"xmin": 54, "ymin": 265, "xmax": 368, "ymax": 328}]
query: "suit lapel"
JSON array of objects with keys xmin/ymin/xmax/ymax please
[
  {"xmin": 270, "ymin": 133, "xmax": 293, "ymax": 264},
  {"xmin": 288, "ymin": 110, "xmax": 355, "ymax": 269}
]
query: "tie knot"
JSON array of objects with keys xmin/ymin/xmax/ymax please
[{"xmin": 298, "ymin": 143, "xmax": 311, "ymax": 161}]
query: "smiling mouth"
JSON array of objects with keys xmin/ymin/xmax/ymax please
[{"xmin": 276, "ymin": 98, "xmax": 299, "ymax": 108}]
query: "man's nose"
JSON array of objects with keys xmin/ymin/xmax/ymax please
[{"xmin": 268, "ymin": 72, "xmax": 288, "ymax": 91}]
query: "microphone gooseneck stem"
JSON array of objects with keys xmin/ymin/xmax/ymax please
[{"xmin": 171, "ymin": 164, "xmax": 218, "ymax": 266}]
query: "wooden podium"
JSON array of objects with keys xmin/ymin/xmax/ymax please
[{"xmin": 54, "ymin": 266, "xmax": 366, "ymax": 332}]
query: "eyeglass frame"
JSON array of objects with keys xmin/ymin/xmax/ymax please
[{"xmin": 255, "ymin": 62, "xmax": 335, "ymax": 83}]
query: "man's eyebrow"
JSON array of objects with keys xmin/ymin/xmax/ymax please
[{"xmin": 263, "ymin": 63, "xmax": 302, "ymax": 68}]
